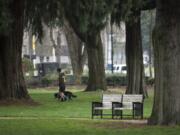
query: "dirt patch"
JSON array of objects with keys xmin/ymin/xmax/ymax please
[
  {"xmin": 93, "ymin": 120, "xmax": 148, "ymax": 129},
  {"xmin": 0, "ymin": 99, "xmax": 40, "ymax": 106}
]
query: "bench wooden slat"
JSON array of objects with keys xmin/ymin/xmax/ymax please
[
  {"xmin": 102, "ymin": 94, "xmax": 122, "ymax": 109},
  {"xmin": 120, "ymin": 94, "xmax": 143, "ymax": 110}
]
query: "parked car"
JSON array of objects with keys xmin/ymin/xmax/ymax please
[
  {"xmin": 113, "ymin": 64, "xmax": 127, "ymax": 74},
  {"xmin": 106, "ymin": 64, "xmax": 127, "ymax": 74}
]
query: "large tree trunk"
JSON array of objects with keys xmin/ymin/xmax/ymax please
[
  {"xmin": 148, "ymin": 0, "xmax": 180, "ymax": 125},
  {"xmin": 63, "ymin": 21, "xmax": 87, "ymax": 84},
  {"xmin": 125, "ymin": 11, "xmax": 147, "ymax": 96},
  {"xmin": 85, "ymin": 33, "xmax": 107, "ymax": 91},
  {"xmin": 148, "ymin": 10, "xmax": 154, "ymax": 78},
  {"xmin": 0, "ymin": 0, "xmax": 30, "ymax": 100}
]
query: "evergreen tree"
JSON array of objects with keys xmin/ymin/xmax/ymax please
[
  {"xmin": 62, "ymin": 20, "xmax": 87, "ymax": 85},
  {"xmin": 0, "ymin": 0, "xmax": 61, "ymax": 100},
  {"xmin": 149, "ymin": 0, "xmax": 180, "ymax": 125},
  {"xmin": 0, "ymin": 0, "xmax": 29, "ymax": 100},
  {"xmin": 111, "ymin": 0, "xmax": 155, "ymax": 96},
  {"xmin": 60, "ymin": 0, "xmax": 117, "ymax": 91},
  {"xmin": 111, "ymin": 0, "xmax": 145, "ymax": 95}
]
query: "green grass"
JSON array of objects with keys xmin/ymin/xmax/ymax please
[
  {"xmin": 0, "ymin": 88, "xmax": 153, "ymax": 118},
  {"xmin": 0, "ymin": 119, "xmax": 180, "ymax": 135},
  {"xmin": 0, "ymin": 88, "xmax": 102, "ymax": 118},
  {"xmin": 0, "ymin": 87, "xmax": 179, "ymax": 135}
]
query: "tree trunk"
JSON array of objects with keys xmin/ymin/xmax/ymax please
[
  {"xmin": 125, "ymin": 11, "xmax": 147, "ymax": 96},
  {"xmin": 148, "ymin": 10, "xmax": 153, "ymax": 78},
  {"xmin": 85, "ymin": 33, "xmax": 107, "ymax": 91},
  {"xmin": 0, "ymin": 0, "xmax": 30, "ymax": 100},
  {"xmin": 49, "ymin": 25, "xmax": 61, "ymax": 63},
  {"xmin": 148, "ymin": 0, "xmax": 180, "ymax": 125},
  {"xmin": 110, "ymin": 22, "xmax": 114, "ymax": 74},
  {"xmin": 148, "ymin": 38, "xmax": 153, "ymax": 78},
  {"xmin": 63, "ymin": 21, "xmax": 87, "ymax": 84}
]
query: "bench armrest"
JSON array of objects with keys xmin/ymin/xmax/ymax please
[
  {"xmin": 133, "ymin": 102, "xmax": 143, "ymax": 106},
  {"xmin": 92, "ymin": 102, "xmax": 102, "ymax": 108},
  {"xmin": 133, "ymin": 102, "xmax": 143, "ymax": 110},
  {"xmin": 112, "ymin": 102, "xmax": 122, "ymax": 108}
]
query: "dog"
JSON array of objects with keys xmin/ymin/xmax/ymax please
[{"xmin": 54, "ymin": 91, "xmax": 77, "ymax": 101}]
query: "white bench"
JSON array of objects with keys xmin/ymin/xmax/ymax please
[
  {"xmin": 112, "ymin": 94, "xmax": 144, "ymax": 119},
  {"xmin": 92, "ymin": 94, "xmax": 122, "ymax": 119}
]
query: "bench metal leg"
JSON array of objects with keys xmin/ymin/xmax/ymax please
[
  {"xmin": 112, "ymin": 110, "xmax": 122, "ymax": 119},
  {"xmin": 92, "ymin": 112, "xmax": 94, "ymax": 119},
  {"xmin": 100, "ymin": 111, "xmax": 103, "ymax": 119},
  {"xmin": 92, "ymin": 106, "xmax": 94, "ymax": 119},
  {"xmin": 133, "ymin": 109, "xmax": 134, "ymax": 119},
  {"xmin": 92, "ymin": 110, "xmax": 103, "ymax": 119}
]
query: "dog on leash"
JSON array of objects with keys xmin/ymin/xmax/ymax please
[{"xmin": 54, "ymin": 91, "xmax": 77, "ymax": 101}]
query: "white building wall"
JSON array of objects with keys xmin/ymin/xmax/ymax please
[
  {"xmin": 22, "ymin": 25, "xmax": 71, "ymax": 66},
  {"xmin": 23, "ymin": 22, "xmax": 127, "ymax": 71},
  {"xmin": 101, "ymin": 22, "xmax": 126, "ymax": 67}
]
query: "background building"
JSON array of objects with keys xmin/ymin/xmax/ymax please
[{"xmin": 22, "ymin": 23, "xmax": 128, "ymax": 75}]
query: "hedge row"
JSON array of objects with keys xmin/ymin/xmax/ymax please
[
  {"xmin": 26, "ymin": 74, "xmax": 154, "ymax": 88},
  {"xmin": 81, "ymin": 75, "xmax": 127, "ymax": 86}
]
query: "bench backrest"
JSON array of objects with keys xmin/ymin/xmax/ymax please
[
  {"xmin": 102, "ymin": 94, "xmax": 122, "ymax": 108},
  {"xmin": 122, "ymin": 94, "xmax": 143, "ymax": 109}
]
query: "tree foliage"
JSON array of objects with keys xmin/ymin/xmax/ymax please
[
  {"xmin": 61, "ymin": 0, "xmax": 116, "ymax": 42},
  {"xmin": 111, "ymin": 0, "xmax": 155, "ymax": 25},
  {"xmin": 24, "ymin": 0, "xmax": 63, "ymax": 40},
  {"xmin": 0, "ymin": 0, "xmax": 18, "ymax": 35},
  {"xmin": 59, "ymin": 0, "xmax": 118, "ymax": 91}
]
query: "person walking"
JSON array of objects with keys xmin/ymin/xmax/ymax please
[{"xmin": 57, "ymin": 68, "xmax": 66, "ymax": 101}]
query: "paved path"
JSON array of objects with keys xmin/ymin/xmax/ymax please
[{"xmin": 0, "ymin": 116, "xmax": 147, "ymax": 124}]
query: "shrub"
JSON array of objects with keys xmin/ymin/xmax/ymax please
[
  {"xmin": 81, "ymin": 76, "xmax": 89, "ymax": 84},
  {"xmin": 106, "ymin": 74, "xmax": 127, "ymax": 86},
  {"xmin": 65, "ymin": 75, "xmax": 76, "ymax": 85},
  {"xmin": 25, "ymin": 76, "xmax": 41, "ymax": 88},
  {"xmin": 145, "ymin": 77, "xmax": 154, "ymax": 86},
  {"xmin": 81, "ymin": 74, "xmax": 127, "ymax": 86},
  {"xmin": 41, "ymin": 72, "xmax": 58, "ymax": 87},
  {"xmin": 22, "ymin": 57, "xmax": 34, "ymax": 74}
]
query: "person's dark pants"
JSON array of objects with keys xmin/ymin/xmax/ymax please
[{"xmin": 59, "ymin": 84, "xmax": 66, "ymax": 101}]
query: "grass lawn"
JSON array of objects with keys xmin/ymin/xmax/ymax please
[
  {"xmin": 0, "ymin": 86, "xmax": 179, "ymax": 135},
  {"xmin": 0, "ymin": 119, "xmax": 180, "ymax": 135},
  {"xmin": 0, "ymin": 86, "xmax": 153, "ymax": 118}
]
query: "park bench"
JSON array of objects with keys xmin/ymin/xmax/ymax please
[
  {"xmin": 92, "ymin": 94, "xmax": 122, "ymax": 119},
  {"xmin": 112, "ymin": 94, "xmax": 144, "ymax": 119}
]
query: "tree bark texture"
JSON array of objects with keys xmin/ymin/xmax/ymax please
[
  {"xmin": 148, "ymin": 0, "xmax": 180, "ymax": 125},
  {"xmin": 64, "ymin": 17, "xmax": 107, "ymax": 91},
  {"xmin": 63, "ymin": 21, "xmax": 87, "ymax": 84},
  {"xmin": 148, "ymin": 10, "xmax": 154, "ymax": 78},
  {"xmin": 85, "ymin": 33, "xmax": 107, "ymax": 91},
  {"xmin": 0, "ymin": 0, "xmax": 30, "ymax": 100},
  {"xmin": 125, "ymin": 12, "xmax": 146, "ymax": 96}
]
